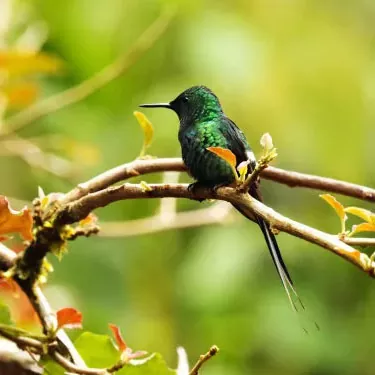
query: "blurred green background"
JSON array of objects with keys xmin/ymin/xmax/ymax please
[{"xmin": 2, "ymin": 0, "xmax": 375, "ymax": 374}]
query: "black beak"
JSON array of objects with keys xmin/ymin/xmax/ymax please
[{"xmin": 139, "ymin": 102, "xmax": 172, "ymax": 109}]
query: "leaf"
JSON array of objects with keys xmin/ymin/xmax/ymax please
[
  {"xmin": 237, "ymin": 160, "xmax": 249, "ymax": 182},
  {"xmin": 260, "ymin": 132, "xmax": 274, "ymax": 152},
  {"xmin": 40, "ymin": 355, "xmax": 65, "ymax": 375},
  {"xmin": 0, "ymin": 51, "xmax": 63, "ymax": 77},
  {"xmin": 320, "ymin": 194, "xmax": 347, "ymax": 233},
  {"xmin": 0, "ymin": 196, "xmax": 33, "ymax": 240},
  {"xmin": 0, "ymin": 301, "xmax": 13, "ymax": 325},
  {"xmin": 2, "ymin": 82, "xmax": 39, "ymax": 108},
  {"xmin": 350, "ymin": 222, "xmax": 375, "ymax": 236},
  {"xmin": 206, "ymin": 147, "xmax": 237, "ymax": 167},
  {"xmin": 134, "ymin": 111, "xmax": 154, "ymax": 157},
  {"xmin": 345, "ymin": 207, "xmax": 375, "ymax": 224},
  {"xmin": 74, "ymin": 331, "xmax": 175, "ymax": 374},
  {"xmin": 109, "ymin": 323, "xmax": 127, "ymax": 353},
  {"xmin": 74, "ymin": 331, "xmax": 120, "ymax": 368},
  {"xmin": 118, "ymin": 353, "xmax": 176, "ymax": 375},
  {"xmin": 56, "ymin": 307, "xmax": 82, "ymax": 330}
]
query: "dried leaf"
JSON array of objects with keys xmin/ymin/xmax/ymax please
[
  {"xmin": 109, "ymin": 323, "xmax": 127, "ymax": 353},
  {"xmin": 260, "ymin": 133, "xmax": 274, "ymax": 152},
  {"xmin": 350, "ymin": 223, "xmax": 375, "ymax": 236},
  {"xmin": 56, "ymin": 307, "xmax": 82, "ymax": 330},
  {"xmin": 320, "ymin": 194, "xmax": 347, "ymax": 233},
  {"xmin": 206, "ymin": 147, "xmax": 237, "ymax": 167},
  {"xmin": 134, "ymin": 111, "xmax": 154, "ymax": 157},
  {"xmin": 345, "ymin": 207, "xmax": 375, "ymax": 224},
  {"xmin": 0, "ymin": 51, "xmax": 63, "ymax": 76},
  {"xmin": 0, "ymin": 196, "xmax": 33, "ymax": 240}
]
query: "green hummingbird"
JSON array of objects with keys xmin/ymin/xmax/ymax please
[{"xmin": 140, "ymin": 85, "xmax": 302, "ymax": 311}]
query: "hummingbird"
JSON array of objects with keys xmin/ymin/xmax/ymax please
[{"xmin": 140, "ymin": 85, "xmax": 302, "ymax": 311}]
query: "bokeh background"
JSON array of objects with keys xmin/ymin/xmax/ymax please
[{"xmin": 1, "ymin": 0, "xmax": 375, "ymax": 374}]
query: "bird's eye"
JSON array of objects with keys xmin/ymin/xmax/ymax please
[{"xmin": 182, "ymin": 96, "xmax": 189, "ymax": 103}]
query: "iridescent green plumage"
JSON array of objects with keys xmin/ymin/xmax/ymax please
[{"xmin": 140, "ymin": 85, "xmax": 302, "ymax": 312}]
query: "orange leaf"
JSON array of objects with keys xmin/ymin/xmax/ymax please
[
  {"xmin": 0, "ymin": 52, "xmax": 63, "ymax": 77},
  {"xmin": 350, "ymin": 223, "xmax": 375, "ymax": 236},
  {"xmin": 56, "ymin": 307, "xmax": 82, "ymax": 330},
  {"xmin": 345, "ymin": 207, "xmax": 375, "ymax": 224},
  {"xmin": 320, "ymin": 194, "xmax": 347, "ymax": 232},
  {"xmin": 79, "ymin": 213, "xmax": 98, "ymax": 226},
  {"xmin": 3, "ymin": 82, "xmax": 39, "ymax": 108},
  {"xmin": 0, "ymin": 196, "xmax": 33, "ymax": 240},
  {"xmin": 109, "ymin": 323, "xmax": 127, "ymax": 353},
  {"xmin": 206, "ymin": 147, "xmax": 237, "ymax": 168}
]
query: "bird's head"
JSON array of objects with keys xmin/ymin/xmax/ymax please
[{"xmin": 140, "ymin": 86, "xmax": 223, "ymax": 123}]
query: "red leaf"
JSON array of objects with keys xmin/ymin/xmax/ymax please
[
  {"xmin": 56, "ymin": 307, "xmax": 82, "ymax": 330},
  {"xmin": 109, "ymin": 323, "xmax": 127, "ymax": 353}
]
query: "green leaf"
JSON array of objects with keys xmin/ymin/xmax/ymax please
[
  {"xmin": 41, "ymin": 355, "xmax": 65, "ymax": 375},
  {"xmin": 0, "ymin": 301, "xmax": 13, "ymax": 325},
  {"xmin": 74, "ymin": 331, "xmax": 119, "ymax": 368},
  {"xmin": 118, "ymin": 353, "xmax": 176, "ymax": 375}
]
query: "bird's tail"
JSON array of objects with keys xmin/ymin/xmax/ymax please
[
  {"xmin": 232, "ymin": 201, "xmax": 304, "ymax": 312},
  {"xmin": 256, "ymin": 216, "xmax": 303, "ymax": 312}
]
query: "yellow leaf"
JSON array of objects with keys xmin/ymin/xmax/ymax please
[
  {"xmin": 3, "ymin": 82, "xmax": 39, "ymax": 108},
  {"xmin": 237, "ymin": 160, "xmax": 249, "ymax": 182},
  {"xmin": 206, "ymin": 147, "xmax": 237, "ymax": 168},
  {"xmin": 350, "ymin": 222, "xmax": 375, "ymax": 236},
  {"xmin": 0, "ymin": 52, "xmax": 63, "ymax": 77},
  {"xmin": 320, "ymin": 194, "xmax": 347, "ymax": 233},
  {"xmin": 345, "ymin": 207, "xmax": 375, "ymax": 224},
  {"xmin": 134, "ymin": 111, "xmax": 154, "ymax": 157},
  {"xmin": 0, "ymin": 196, "xmax": 33, "ymax": 241},
  {"xmin": 140, "ymin": 181, "xmax": 153, "ymax": 192}
]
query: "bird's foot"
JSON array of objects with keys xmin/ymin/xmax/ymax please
[{"xmin": 187, "ymin": 182, "xmax": 206, "ymax": 202}]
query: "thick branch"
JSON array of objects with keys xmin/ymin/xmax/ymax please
[
  {"xmin": 56, "ymin": 182, "xmax": 375, "ymax": 276},
  {"xmin": 0, "ymin": 244, "xmax": 86, "ymax": 368},
  {"xmin": 62, "ymin": 158, "xmax": 375, "ymax": 206}
]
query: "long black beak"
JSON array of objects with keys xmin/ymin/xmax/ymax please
[{"xmin": 139, "ymin": 102, "xmax": 172, "ymax": 109}]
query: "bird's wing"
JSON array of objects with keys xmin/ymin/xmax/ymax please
[{"xmin": 220, "ymin": 117, "xmax": 256, "ymax": 170}]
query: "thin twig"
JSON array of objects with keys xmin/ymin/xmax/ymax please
[
  {"xmin": 1, "ymin": 134, "xmax": 75, "ymax": 177},
  {"xmin": 189, "ymin": 345, "xmax": 219, "ymax": 375},
  {"xmin": 0, "ymin": 244, "xmax": 86, "ymax": 368},
  {"xmin": 1, "ymin": 8, "xmax": 175, "ymax": 135},
  {"xmin": 342, "ymin": 237, "xmax": 375, "ymax": 247},
  {"xmin": 0, "ymin": 327, "xmax": 43, "ymax": 352},
  {"xmin": 99, "ymin": 201, "xmax": 234, "ymax": 237},
  {"xmin": 51, "ymin": 352, "xmax": 107, "ymax": 375},
  {"xmin": 263, "ymin": 166, "xmax": 375, "ymax": 202}
]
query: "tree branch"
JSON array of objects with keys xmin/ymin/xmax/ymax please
[
  {"xmin": 1, "ymin": 8, "xmax": 175, "ymax": 136},
  {"xmin": 0, "ymin": 244, "xmax": 86, "ymax": 368},
  {"xmin": 189, "ymin": 345, "xmax": 219, "ymax": 375},
  {"xmin": 55, "ymin": 182, "xmax": 375, "ymax": 276},
  {"xmin": 99, "ymin": 201, "xmax": 234, "ymax": 237},
  {"xmin": 61, "ymin": 158, "xmax": 375, "ymax": 206}
]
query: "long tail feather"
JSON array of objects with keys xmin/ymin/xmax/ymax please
[
  {"xmin": 232, "ymin": 202, "xmax": 303, "ymax": 312},
  {"xmin": 256, "ymin": 216, "xmax": 304, "ymax": 312}
]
